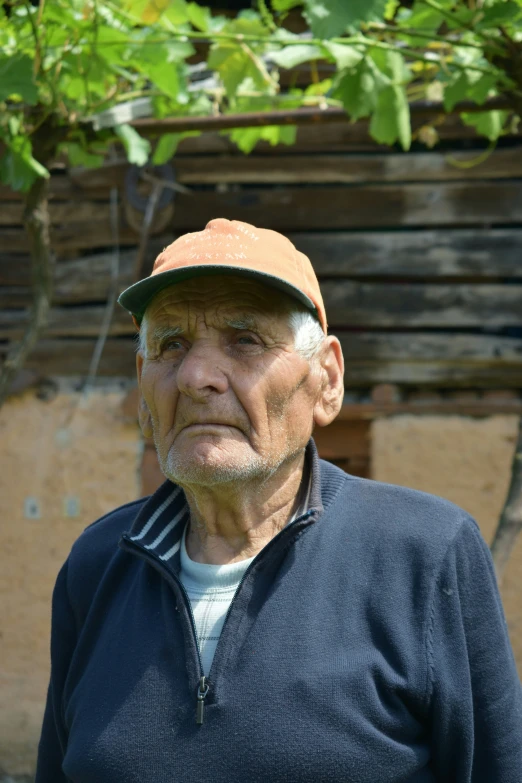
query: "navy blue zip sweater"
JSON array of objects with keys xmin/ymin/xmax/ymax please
[{"xmin": 36, "ymin": 441, "xmax": 522, "ymax": 783}]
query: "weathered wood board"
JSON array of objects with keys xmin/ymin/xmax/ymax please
[
  {"xmin": 44, "ymin": 147, "xmax": 522, "ymax": 190},
  {"xmin": 3, "ymin": 182, "xmax": 522, "ymax": 255},
  {"xmin": 322, "ymin": 281, "xmax": 522, "ymax": 328},
  {"xmin": 2, "ymin": 144, "xmax": 522, "ymax": 388},
  {"xmin": 291, "ymin": 229, "xmax": 522, "ymax": 278},
  {"xmin": 2, "ymin": 229, "xmax": 521, "ymax": 304},
  {"xmin": 173, "ymin": 116, "xmax": 522, "ymax": 154}
]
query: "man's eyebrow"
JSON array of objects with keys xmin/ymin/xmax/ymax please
[
  {"xmin": 225, "ymin": 316, "xmax": 258, "ymax": 331},
  {"xmin": 149, "ymin": 325, "xmax": 184, "ymax": 344}
]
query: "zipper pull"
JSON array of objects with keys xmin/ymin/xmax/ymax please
[{"xmin": 196, "ymin": 676, "xmax": 209, "ymax": 725}]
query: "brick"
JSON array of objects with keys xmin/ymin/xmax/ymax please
[
  {"xmin": 444, "ymin": 390, "xmax": 481, "ymax": 402},
  {"xmin": 370, "ymin": 384, "xmax": 401, "ymax": 404},
  {"xmin": 482, "ymin": 389, "xmax": 520, "ymax": 401},
  {"xmin": 407, "ymin": 390, "xmax": 443, "ymax": 403}
]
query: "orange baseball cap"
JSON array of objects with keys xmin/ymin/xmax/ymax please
[{"xmin": 118, "ymin": 218, "xmax": 327, "ymax": 333}]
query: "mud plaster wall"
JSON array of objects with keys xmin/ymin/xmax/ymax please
[
  {"xmin": 0, "ymin": 389, "xmax": 141, "ymax": 776},
  {"xmin": 372, "ymin": 414, "xmax": 522, "ymax": 674}
]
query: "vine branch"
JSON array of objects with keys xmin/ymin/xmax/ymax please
[{"xmin": 0, "ymin": 175, "xmax": 54, "ymax": 407}]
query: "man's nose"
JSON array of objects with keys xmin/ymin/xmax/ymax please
[{"xmin": 175, "ymin": 343, "xmax": 229, "ymax": 400}]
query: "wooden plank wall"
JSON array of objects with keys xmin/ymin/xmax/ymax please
[{"xmin": 2, "ymin": 130, "xmax": 522, "ymax": 391}]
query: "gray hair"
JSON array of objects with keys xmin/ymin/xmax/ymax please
[{"xmin": 137, "ymin": 308, "xmax": 324, "ymax": 362}]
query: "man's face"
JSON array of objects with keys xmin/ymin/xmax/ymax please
[{"xmin": 136, "ymin": 275, "xmax": 327, "ymax": 488}]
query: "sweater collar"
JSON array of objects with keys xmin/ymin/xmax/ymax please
[{"xmin": 125, "ymin": 438, "xmax": 326, "ymax": 565}]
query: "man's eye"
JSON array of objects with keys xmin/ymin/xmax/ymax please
[
  {"xmin": 236, "ymin": 335, "xmax": 258, "ymax": 346},
  {"xmin": 163, "ymin": 340, "xmax": 184, "ymax": 352}
]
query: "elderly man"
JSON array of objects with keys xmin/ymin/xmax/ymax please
[{"xmin": 37, "ymin": 219, "xmax": 522, "ymax": 783}]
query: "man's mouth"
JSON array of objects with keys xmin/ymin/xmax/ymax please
[{"xmin": 181, "ymin": 423, "xmax": 241, "ymax": 433}]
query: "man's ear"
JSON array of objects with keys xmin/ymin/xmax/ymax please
[
  {"xmin": 313, "ymin": 336, "xmax": 344, "ymax": 428},
  {"xmin": 136, "ymin": 351, "xmax": 153, "ymax": 439}
]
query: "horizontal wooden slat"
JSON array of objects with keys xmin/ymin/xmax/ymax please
[
  {"xmin": 64, "ymin": 148, "xmax": 522, "ymax": 188},
  {"xmin": 0, "ymin": 306, "xmax": 133, "ymax": 338},
  {"xmin": 291, "ymin": 229, "xmax": 522, "ymax": 278},
  {"xmin": 337, "ymin": 360, "xmax": 522, "ymax": 386},
  {"xmin": 3, "ymin": 148, "xmax": 522, "ymax": 203},
  {"xmin": 0, "ymin": 254, "xmax": 134, "ymax": 306},
  {"xmin": 4, "ymin": 290, "xmax": 522, "ymax": 337},
  {"xmin": 0, "ymin": 339, "xmax": 137, "ymax": 377},
  {"xmin": 3, "ymin": 332, "xmax": 522, "ymax": 386},
  {"xmin": 175, "ymin": 116, "xmax": 522, "ymax": 155},
  {"xmin": 148, "ymin": 148, "xmax": 522, "ymax": 185},
  {"xmin": 0, "ymin": 201, "xmax": 114, "ymax": 226},
  {"xmin": 2, "ymin": 230, "xmax": 521, "ymax": 293},
  {"xmin": 337, "ymin": 332, "xmax": 522, "ymax": 386},
  {"xmin": 323, "ymin": 282, "xmax": 522, "ymax": 327},
  {"xmin": 337, "ymin": 332, "xmax": 522, "ymax": 361},
  {"xmin": 2, "ymin": 182, "xmax": 522, "ymax": 253},
  {"xmin": 0, "ymin": 256, "xmax": 31, "ymax": 286}
]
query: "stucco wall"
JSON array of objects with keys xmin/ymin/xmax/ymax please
[
  {"xmin": 372, "ymin": 414, "xmax": 522, "ymax": 673},
  {"xmin": 0, "ymin": 388, "xmax": 141, "ymax": 776}
]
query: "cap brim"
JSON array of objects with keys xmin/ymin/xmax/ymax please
[{"xmin": 118, "ymin": 265, "xmax": 318, "ymax": 323}]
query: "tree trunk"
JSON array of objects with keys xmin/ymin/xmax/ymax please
[
  {"xmin": 490, "ymin": 415, "xmax": 522, "ymax": 584},
  {"xmin": 0, "ymin": 175, "xmax": 54, "ymax": 408}
]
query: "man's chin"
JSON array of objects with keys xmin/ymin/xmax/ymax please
[{"xmin": 161, "ymin": 444, "xmax": 266, "ymax": 487}]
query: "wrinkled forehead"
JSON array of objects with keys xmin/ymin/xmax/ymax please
[{"xmin": 143, "ymin": 274, "xmax": 296, "ymax": 328}]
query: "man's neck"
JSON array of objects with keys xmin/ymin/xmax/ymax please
[{"xmin": 182, "ymin": 452, "xmax": 307, "ymax": 565}]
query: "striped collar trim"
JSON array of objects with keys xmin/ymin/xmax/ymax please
[
  {"xmin": 125, "ymin": 439, "xmax": 325, "ymax": 564},
  {"xmin": 127, "ymin": 482, "xmax": 189, "ymax": 562}
]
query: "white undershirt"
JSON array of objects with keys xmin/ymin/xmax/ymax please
[{"xmin": 179, "ymin": 470, "xmax": 311, "ymax": 675}]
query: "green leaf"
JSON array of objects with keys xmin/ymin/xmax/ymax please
[
  {"xmin": 384, "ymin": 0, "xmax": 399, "ymax": 20},
  {"xmin": 92, "ymin": 25, "xmax": 130, "ymax": 66},
  {"xmin": 271, "ymin": 0, "xmax": 302, "ymax": 10},
  {"xmin": 228, "ymin": 10, "xmax": 269, "ymax": 38},
  {"xmin": 323, "ymin": 42, "xmax": 364, "ymax": 70},
  {"xmin": 187, "ymin": 1, "xmax": 212, "ymax": 31},
  {"xmin": 476, "ymin": 1, "xmax": 521, "ymax": 28},
  {"xmin": 460, "ymin": 110, "xmax": 509, "ymax": 141},
  {"xmin": 140, "ymin": 0, "xmax": 171, "ymax": 24},
  {"xmin": 370, "ymin": 48, "xmax": 410, "ymax": 84},
  {"xmin": 444, "ymin": 71, "xmax": 497, "ymax": 111},
  {"xmin": 152, "ymin": 131, "xmax": 200, "ymax": 163},
  {"xmin": 115, "ymin": 124, "xmax": 151, "ymax": 165},
  {"xmin": 467, "ymin": 72, "xmax": 497, "ymax": 104},
  {"xmin": 163, "ymin": 0, "xmax": 190, "ymax": 24},
  {"xmin": 443, "ymin": 72, "xmax": 469, "ymax": 111},
  {"xmin": 60, "ymin": 142, "xmax": 104, "ymax": 169},
  {"xmin": 269, "ymin": 44, "xmax": 325, "ymax": 69},
  {"xmin": 369, "ymin": 85, "xmax": 410, "ymax": 148},
  {"xmin": 228, "ymin": 123, "xmax": 297, "ymax": 154},
  {"xmin": 0, "ymin": 54, "xmax": 38, "ymax": 104},
  {"xmin": 369, "ymin": 84, "xmax": 411, "ymax": 149},
  {"xmin": 0, "ymin": 135, "xmax": 49, "ymax": 192},
  {"xmin": 397, "ymin": 1, "xmax": 443, "ymax": 31},
  {"xmin": 304, "ymin": 78, "xmax": 332, "ymax": 96},
  {"xmin": 208, "ymin": 43, "xmax": 267, "ymax": 98},
  {"xmin": 148, "ymin": 62, "xmax": 181, "ymax": 99},
  {"xmin": 333, "ymin": 59, "xmax": 385, "ymax": 120},
  {"xmin": 152, "ymin": 133, "xmax": 180, "ymax": 163},
  {"xmin": 304, "ymin": 0, "xmax": 387, "ymax": 39},
  {"xmin": 443, "ymin": 6, "xmax": 476, "ymax": 29},
  {"xmin": 137, "ymin": 39, "xmax": 193, "ymax": 100}
]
